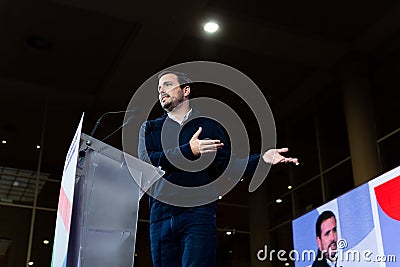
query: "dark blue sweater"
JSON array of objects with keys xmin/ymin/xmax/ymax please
[{"xmin": 138, "ymin": 110, "xmax": 262, "ymax": 223}]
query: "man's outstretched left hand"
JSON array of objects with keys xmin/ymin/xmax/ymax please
[{"xmin": 262, "ymin": 148, "xmax": 299, "ymax": 165}]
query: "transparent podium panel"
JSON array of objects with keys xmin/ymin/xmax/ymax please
[{"xmin": 67, "ymin": 133, "xmax": 163, "ymax": 267}]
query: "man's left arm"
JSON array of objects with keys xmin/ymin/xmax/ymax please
[{"xmin": 212, "ymin": 122, "xmax": 299, "ymax": 178}]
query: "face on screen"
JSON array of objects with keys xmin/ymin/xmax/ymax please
[{"xmin": 317, "ymin": 216, "xmax": 337, "ymax": 259}]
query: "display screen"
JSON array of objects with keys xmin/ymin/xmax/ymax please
[{"xmin": 292, "ymin": 166, "xmax": 400, "ymax": 267}]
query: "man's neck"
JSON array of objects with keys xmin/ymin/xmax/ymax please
[{"xmin": 168, "ymin": 100, "xmax": 190, "ymax": 123}]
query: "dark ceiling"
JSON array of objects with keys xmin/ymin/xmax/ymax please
[{"xmin": 2, "ymin": 0, "xmax": 400, "ymax": 169}]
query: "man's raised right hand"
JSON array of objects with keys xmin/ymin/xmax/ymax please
[{"xmin": 189, "ymin": 127, "xmax": 224, "ymax": 157}]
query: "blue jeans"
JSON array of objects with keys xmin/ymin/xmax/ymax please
[{"xmin": 150, "ymin": 207, "xmax": 216, "ymax": 267}]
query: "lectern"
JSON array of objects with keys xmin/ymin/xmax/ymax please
[{"xmin": 54, "ymin": 131, "xmax": 163, "ymax": 267}]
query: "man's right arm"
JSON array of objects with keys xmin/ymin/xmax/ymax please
[{"xmin": 138, "ymin": 121, "xmax": 198, "ymax": 172}]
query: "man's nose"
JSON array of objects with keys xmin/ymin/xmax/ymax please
[{"xmin": 330, "ymin": 232, "xmax": 337, "ymax": 241}]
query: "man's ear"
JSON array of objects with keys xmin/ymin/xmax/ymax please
[
  {"xmin": 317, "ymin": 236, "xmax": 322, "ymax": 251},
  {"xmin": 183, "ymin": 86, "xmax": 190, "ymax": 98}
]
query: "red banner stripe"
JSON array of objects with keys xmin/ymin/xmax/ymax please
[{"xmin": 58, "ymin": 187, "xmax": 72, "ymax": 232}]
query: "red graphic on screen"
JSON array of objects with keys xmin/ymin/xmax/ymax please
[{"xmin": 374, "ymin": 175, "xmax": 400, "ymax": 221}]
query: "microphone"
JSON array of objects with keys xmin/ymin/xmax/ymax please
[
  {"xmin": 101, "ymin": 116, "xmax": 136, "ymax": 142},
  {"xmin": 81, "ymin": 116, "xmax": 131, "ymax": 156},
  {"xmin": 89, "ymin": 109, "xmax": 137, "ymax": 137}
]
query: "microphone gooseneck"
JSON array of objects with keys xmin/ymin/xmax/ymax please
[
  {"xmin": 101, "ymin": 116, "xmax": 135, "ymax": 142},
  {"xmin": 89, "ymin": 109, "xmax": 137, "ymax": 138}
]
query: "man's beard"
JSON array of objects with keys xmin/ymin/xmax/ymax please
[
  {"xmin": 161, "ymin": 96, "xmax": 184, "ymax": 112},
  {"xmin": 162, "ymin": 101, "xmax": 173, "ymax": 111},
  {"xmin": 326, "ymin": 241, "xmax": 337, "ymax": 260}
]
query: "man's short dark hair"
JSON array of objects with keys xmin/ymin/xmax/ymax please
[
  {"xmin": 157, "ymin": 71, "xmax": 193, "ymax": 90},
  {"xmin": 315, "ymin": 210, "xmax": 336, "ymax": 238}
]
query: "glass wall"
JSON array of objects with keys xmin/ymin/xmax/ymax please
[{"xmin": 0, "ymin": 99, "xmax": 82, "ymax": 267}]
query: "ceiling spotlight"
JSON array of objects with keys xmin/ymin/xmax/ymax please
[
  {"xmin": 203, "ymin": 21, "xmax": 219, "ymax": 33},
  {"xmin": 226, "ymin": 231, "xmax": 232, "ymax": 235},
  {"xmin": 218, "ymin": 195, "xmax": 222, "ymax": 200},
  {"xmin": 1, "ymin": 140, "xmax": 6, "ymax": 144},
  {"xmin": 276, "ymin": 198, "xmax": 283, "ymax": 204},
  {"xmin": 288, "ymin": 185, "xmax": 292, "ymax": 190},
  {"xmin": 28, "ymin": 262, "xmax": 34, "ymax": 266},
  {"xmin": 285, "ymin": 263, "xmax": 290, "ymax": 266},
  {"xmin": 36, "ymin": 145, "xmax": 41, "ymax": 149},
  {"xmin": 43, "ymin": 240, "xmax": 50, "ymax": 245}
]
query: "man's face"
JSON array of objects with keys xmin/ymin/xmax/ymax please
[
  {"xmin": 317, "ymin": 216, "xmax": 337, "ymax": 260},
  {"xmin": 158, "ymin": 73, "xmax": 187, "ymax": 112}
]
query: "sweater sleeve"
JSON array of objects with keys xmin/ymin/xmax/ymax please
[
  {"xmin": 138, "ymin": 121, "xmax": 198, "ymax": 172},
  {"xmin": 212, "ymin": 121, "xmax": 264, "ymax": 179}
]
